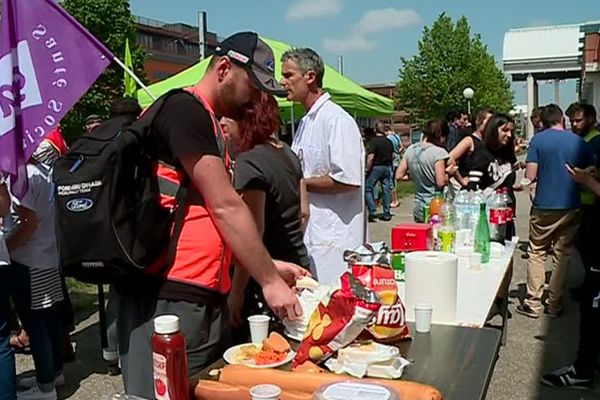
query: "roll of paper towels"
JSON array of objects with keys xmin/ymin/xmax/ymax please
[{"xmin": 404, "ymin": 251, "xmax": 458, "ymax": 324}]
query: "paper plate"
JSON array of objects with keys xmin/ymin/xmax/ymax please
[{"xmin": 223, "ymin": 343, "xmax": 295, "ymax": 369}]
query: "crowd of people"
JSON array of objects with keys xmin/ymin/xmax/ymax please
[
  {"xmin": 363, "ymin": 101, "xmax": 599, "ymax": 391},
  {"xmin": 0, "ymin": 28, "xmax": 599, "ymax": 400}
]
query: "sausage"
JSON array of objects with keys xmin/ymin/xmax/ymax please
[
  {"xmin": 218, "ymin": 365, "xmax": 443, "ymax": 400},
  {"xmin": 195, "ymin": 380, "xmax": 313, "ymax": 400}
]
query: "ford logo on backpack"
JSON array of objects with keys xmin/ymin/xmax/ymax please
[{"xmin": 65, "ymin": 198, "xmax": 93, "ymax": 212}]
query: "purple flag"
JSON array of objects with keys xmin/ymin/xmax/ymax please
[{"xmin": 0, "ymin": 0, "xmax": 113, "ymax": 197}]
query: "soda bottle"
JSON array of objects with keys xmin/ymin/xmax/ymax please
[
  {"xmin": 422, "ymin": 204, "xmax": 430, "ymax": 223},
  {"xmin": 475, "ymin": 203, "xmax": 491, "ymax": 263},
  {"xmin": 489, "ymin": 189, "xmax": 507, "ymax": 243},
  {"xmin": 438, "ymin": 201, "xmax": 456, "ymax": 252},
  {"xmin": 429, "ymin": 191, "xmax": 445, "ymax": 217},
  {"xmin": 501, "ymin": 188, "xmax": 513, "ymax": 224},
  {"xmin": 152, "ymin": 315, "xmax": 189, "ymax": 400}
]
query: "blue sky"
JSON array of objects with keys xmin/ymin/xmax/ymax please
[{"xmin": 130, "ymin": 0, "xmax": 599, "ymax": 108}]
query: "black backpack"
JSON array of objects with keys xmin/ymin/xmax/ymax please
[{"xmin": 53, "ymin": 89, "xmax": 190, "ymax": 284}]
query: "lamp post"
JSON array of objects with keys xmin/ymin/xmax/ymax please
[{"xmin": 463, "ymin": 87, "xmax": 474, "ymax": 115}]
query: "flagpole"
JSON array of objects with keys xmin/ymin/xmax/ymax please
[{"xmin": 112, "ymin": 56, "xmax": 156, "ymax": 101}]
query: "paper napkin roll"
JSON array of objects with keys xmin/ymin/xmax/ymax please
[{"xmin": 404, "ymin": 251, "xmax": 458, "ymax": 323}]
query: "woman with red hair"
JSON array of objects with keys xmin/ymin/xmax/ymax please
[{"xmin": 220, "ymin": 93, "xmax": 310, "ymax": 337}]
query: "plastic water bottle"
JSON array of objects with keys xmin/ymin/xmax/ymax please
[{"xmin": 453, "ymin": 189, "xmax": 467, "ymax": 229}]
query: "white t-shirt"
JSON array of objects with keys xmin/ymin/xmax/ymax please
[
  {"xmin": 291, "ymin": 92, "xmax": 365, "ymax": 285},
  {"xmin": 5, "ymin": 163, "xmax": 58, "ymax": 269}
]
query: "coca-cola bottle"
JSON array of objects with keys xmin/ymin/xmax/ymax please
[
  {"xmin": 501, "ymin": 188, "xmax": 513, "ymax": 224},
  {"xmin": 488, "ymin": 189, "xmax": 507, "ymax": 243}
]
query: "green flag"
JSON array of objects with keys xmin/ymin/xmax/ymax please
[{"xmin": 123, "ymin": 38, "xmax": 136, "ymax": 97}]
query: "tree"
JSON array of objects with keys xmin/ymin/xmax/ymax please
[
  {"xmin": 396, "ymin": 14, "xmax": 513, "ymax": 123},
  {"xmin": 59, "ymin": 0, "xmax": 146, "ymax": 141}
]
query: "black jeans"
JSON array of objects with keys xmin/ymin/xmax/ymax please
[
  {"xmin": 9, "ymin": 263, "xmax": 64, "ymax": 390},
  {"xmin": 574, "ymin": 267, "xmax": 600, "ymax": 375},
  {"xmin": 0, "ymin": 266, "xmax": 16, "ymax": 400}
]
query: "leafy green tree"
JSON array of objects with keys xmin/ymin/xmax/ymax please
[
  {"xmin": 60, "ymin": 0, "xmax": 146, "ymax": 141},
  {"xmin": 396, "ymin": 14, "xmax": 513, "ymax": 123}
]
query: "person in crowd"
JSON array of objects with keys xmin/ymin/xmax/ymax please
[
  {"xmin": 517, "ymin": 104, "xmax": 596, "ymax": 319},
  {"xmin": 395, "ymin": 119, "xmax": 455, "ymax": 222},
  {"xmin": 446, "ymin": 108, "xmax": 470, "ymax": 151},
  {"xmin": 541, "ymin": 164, "xmax": 600, "ymax": 390},
  {"xmin": 8, "ymin": 129, "xmax": 75, "ymax": 365},
  {"xmin": 114, "ymin": 32, "xmax": 305, "ymax": 398},
  {"xmin": 480, "ymin": 113, "xmax": 519, "ymax": 239},
  {"xmin": 449, "ymin": 108, "xmax": 493, "ymax": 184},
  {"xmin": 385, "ymin": 125, "xmax": 402, "ymax": 208},
  {"xmin": 530, "ymin": 107, "xmax": 544, "ymax": 134},
  {"xmin": 220, "ymin": 93, "xmax": 310, "ymax": 341},
  {"xmin": 280, "ymin": 47, "xmax": 365, "ymax": 285},
  {"xmin": 83, "ymin": 114, "xmax": 102, "ymax": 133},
  {"xmin": 5, "ymin": 144, "xmax": 65, "ymax": 400},
  {"xmin": 566, "ymin": 102, "xmax": 600, "ymax": 301},
  {"xmin": 102, "ymin": 97, "xmax": 143, "ymax": 376},
  {"xmin": 0, "ymin": 172, "xmax": 15, "ymax": 400},
  {"xmin": 365, "ymin": 122, "xmax": 394, "ymax": 222}
]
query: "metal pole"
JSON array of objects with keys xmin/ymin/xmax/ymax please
[
  {"xmin": 198, "ymin": 11, "xmax": 207, "ymax": 60},
  {"xmin": 337, "ymin": 56, "xmax": 344, "ymax": 75},
  {"xmin": 113, "ymin": 56, "xmax": 156, "ymax": 101},
  {"xmin": 97, "ymin": 285, "xmax": 108, "ymax": 350},
  {"xmin": 554, "ymin": 79, "xmax": 560, "ymax": 105},
  {"xmin": 467, "ymin": 100, "xmax": 471, "ymax": 116}
]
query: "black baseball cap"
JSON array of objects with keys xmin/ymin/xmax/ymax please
[{"xmin": 215, "ymin": 32, "xmax": 287, "ymax": 97}]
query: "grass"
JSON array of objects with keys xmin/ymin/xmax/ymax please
[
  {"xmin": 66, "ymin": 278, "xmax": 104, "ymax": 317},
  {"xmin": 396, "ymin": 181, "xmax": 416, "ymax": 196}
]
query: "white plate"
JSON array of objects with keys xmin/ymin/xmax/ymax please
[{"xmin": 223, "ymin": 343, "xmax": 295, "ymax": 369}]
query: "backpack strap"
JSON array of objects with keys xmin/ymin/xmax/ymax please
[{"xmin": 150, "ymin": 89, "xmax": 230, "ymax": 273}]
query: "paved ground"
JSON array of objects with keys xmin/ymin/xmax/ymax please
[{"xmin": 16, "ymin": 182, "xmax": 600, "ymax": 399}]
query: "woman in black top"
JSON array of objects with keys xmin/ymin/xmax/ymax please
[
  {"xmin": 220, "ymin": 93, "xmax": 310, "ymax": 335},
  {"xmin": 481, "ymin": 113, "xmax": 519, "ymax": 239},
  {"xmin": 449, "ymin": 108, "xmax": 494, "ymax": 185}
]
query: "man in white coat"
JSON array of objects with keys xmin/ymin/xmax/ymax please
[{"xmin": 280, "ymin": 48, "xmax": 365, "ymax": 285}]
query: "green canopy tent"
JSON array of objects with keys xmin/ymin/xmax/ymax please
[{"xmin": 136, "ymin": 37, "xmax": 394, "ymax": 120}]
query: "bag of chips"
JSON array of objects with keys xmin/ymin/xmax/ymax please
[
  {"xmin": 292, "ymin": 273, "xmax": 381, "ymax": 368},
  {"xmin": 346, "ymin": 243, "xmax": 411, "ymax": 343}
]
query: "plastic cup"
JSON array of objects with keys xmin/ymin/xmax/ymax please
[
  {"xmin": 469, "ymin": 252, "xmax": 482, "ymax": 271},
  {"xmin": 248, "ymin": 315, "xmax": 270, "ymax": 344},
  {"xmin": 250, "ymin": 384, "xmax": 282, "ymax": 400},
  {"xmin": 414, "ymin": 304, "xmax": 433, "ymax": 333},
  {"xmin": 520, "ymin": 178, "xmax": 532, "ymax": 187}
]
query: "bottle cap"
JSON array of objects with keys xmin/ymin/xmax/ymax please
[{"xmin": 154, "ymin": 315, "xmax": 180, "ymax": 334}]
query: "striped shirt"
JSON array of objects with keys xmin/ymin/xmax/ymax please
[{"xmin": 29, "ymin": 266, "xmax": 64, "ymax": 310}]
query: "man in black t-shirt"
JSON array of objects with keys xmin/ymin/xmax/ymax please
[
  {"xmin": 117, "ymin": 32, "xmax": 306, "ymax": 398},
  {"xmin": 366, "ymin": 122, "xmax": 394, "ymax": 221}
]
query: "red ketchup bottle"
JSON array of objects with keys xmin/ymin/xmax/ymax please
[{"xmin": 152, "ymin": 315, "xmax": 189, "ymax": 400}]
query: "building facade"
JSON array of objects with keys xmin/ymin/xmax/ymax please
[{"xmin": 134, "ymin": 15, "xmax": 219, "ymax": 82}]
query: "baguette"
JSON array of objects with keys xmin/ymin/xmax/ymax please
[
  {"xmin": 195, "ymin": 380, "xmax": 312, "ymax": 400},
  {"xmin": 218, "ymin": 365, "xmax": 443, "ymax": 400}
]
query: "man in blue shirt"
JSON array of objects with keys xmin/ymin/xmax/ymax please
[{"xmin": 517, "ymin": 104, "xmax": 596, "ymax": 319}]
